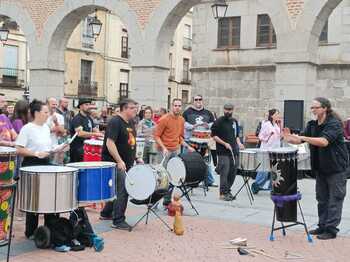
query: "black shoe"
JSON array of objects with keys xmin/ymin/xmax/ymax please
[
  {"xmin": 309, "ymin": 228, "xmax": 324, "ymax": 235},
  {"xmin": 208, "ymin": 183, "xmax": 218, "ymax": 187},
  {"xmin": 99, "ymin": 215, "xmax": 113, "ymax": 221},
  {"xmin": 317, "ymin": 232, "xmax": 336, "ymax": 240},
  {"xmin": 111, "ymin": 221, "xmax": 131, "ymax": 231},
  {"xmin": 221, "ymin": 194, "xmax": 234, "ymax": 201}
]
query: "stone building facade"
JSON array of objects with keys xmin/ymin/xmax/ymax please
[{"xmin": 0, "ymin": 0, "xmax": 348, "ymax": 133}]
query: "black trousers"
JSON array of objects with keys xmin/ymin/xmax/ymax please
[
  {"xmin": 217, "ymin": 155, "xmax": 237, "ymax": 195},
  {"xmin": 316, "ymin": 171, "xmax": 347, "ymax": 235},
  {"xmin": 100, "ymin": 169, "xmax": 128, "ymax": 224}
]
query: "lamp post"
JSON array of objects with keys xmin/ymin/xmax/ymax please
[
  {"xmin": 89, "ymin": 10, "xmax": 102, "ymax": 39},
  {"xmin": 0, "ymin": 25, "xmax": 9, "ymax": 43},
  {"xmin": 211, "ymin": 0, "xmax": 228, "ymax": 19}
]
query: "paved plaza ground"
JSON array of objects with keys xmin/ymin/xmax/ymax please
[{"xmin": 1, "ymin": 176, "xmax": 350, "ymax": 262}]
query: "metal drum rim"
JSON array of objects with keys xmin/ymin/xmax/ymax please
[
  {"xmin": 66, "ymin": 161, "xmax": 116, "ymax": 169},
  {"xmin": 20, "ymin": 165, "xmax": 79, "ymax": 173}
]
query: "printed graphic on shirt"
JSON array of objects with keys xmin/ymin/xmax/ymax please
[
  {"xmin": 0, "ymin": 121, "xmax": 11, "ymax": 142},
  {"xmin": 127, "ymin": 127, "xmax": 136, "ymax": 149}
]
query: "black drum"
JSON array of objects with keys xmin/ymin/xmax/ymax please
[
  {"xmin": 269, "ymin": 147, "xmax": 298, "ymax": 222},
  {"xmin": 166, "ymin": 152, "xmax": 207, "ymax": 186}
]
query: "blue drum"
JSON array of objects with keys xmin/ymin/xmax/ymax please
[{"xmin": 66, "ymin": 161, "xmax": 116, "ymax": 203}]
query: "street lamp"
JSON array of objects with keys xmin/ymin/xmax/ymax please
[
  {"xmin": 211, "ymin": 0, "xmax": 228, "ymax": 19},
  {"xmin": 0, "ymin": 25, "xmax": 9, "ymax": 43},
  {"xmin": 89, "ymin": 10, "xmax": 102, "ymax": 39}
]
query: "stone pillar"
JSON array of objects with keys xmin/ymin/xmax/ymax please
[
  {"xmin": 29, "ymin": 68, "xmax": 65, "ymax": 101},
  {"xmin": 274, "ymin": 61, "xmax": 318, "ymax": 112},
  {"xmin": 130, "ymin": 66, "xmax": 169, "ymax": 108}
]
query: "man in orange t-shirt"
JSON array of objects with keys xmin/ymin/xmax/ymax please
[{"xmin": 154, "ymin": 98, "xmax": 194, "ymax": 206}]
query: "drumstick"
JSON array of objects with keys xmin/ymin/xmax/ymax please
[{"xmin": 124, "ymin": 171, "xmax": 134, "ymax": 185}]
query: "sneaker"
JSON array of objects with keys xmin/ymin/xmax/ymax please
[
  {"xmin": 208, "ymin": 183, "xmax": 218, "ymax": 187},
  {"xmin": 317, "ymin": 232, "xmax": 336, "ymax": 240},
  {"xmin": 99, "ymin": 215, "xmax": 113, "ymax": 221},
  {"xmin": 309, "ymin": 228, "xmax": 324, "ymax": 235},
  {"xmin": 220, "ymin": 194, "xmax": 234, "ymax": 201},
  {"xmin": 111, "ymin": 221, "xmax": 132, "ymax": 231},
  {"xmin": 251, "ymin": 183, "xmax": 259, "ymax": 195}
]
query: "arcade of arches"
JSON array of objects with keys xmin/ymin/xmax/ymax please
[{"xmin": 0, "ymin": 0, "xmax": 349, "ymax": 132}]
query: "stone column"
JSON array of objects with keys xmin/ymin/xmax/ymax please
[
  {"xmin": 130, "ymin": 66, "xmax": 169, "ymax": 108},
  {"xmin": 29, "ymin": 68, "xmax": 65, "ymax": 101}
]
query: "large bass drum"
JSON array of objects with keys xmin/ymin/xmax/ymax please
[
  {"xmin": 19, "ymin": 166, "xmax": 78, "ymax": 213},
  {"xmin": 269, "ymin": 147, "xmax": 298, "ymax": 222},
  {"xmin": 166, "ymin": 152, "xmax": 207, "ymax": 186},
  {"xmin": 125, "ymin": 164, "xmax": 169, "ymax": 201}
]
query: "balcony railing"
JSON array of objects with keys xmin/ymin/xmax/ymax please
[
  {"xmin": 183, "ymin": 37, "xmax": 192, "ymax": 50},
  {"xmin": 0, "ymin": 68, "xmax": 25, "ymax": 89},
  {"xmin": 169, "ymin": 68, "xmax": 175, "ymax": 80},
  {"xmin": 78, "ymin": 80, "xmax": 98, "ymax": 97}
]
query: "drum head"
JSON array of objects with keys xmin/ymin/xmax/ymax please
[
  {"xmin": 0, "ymin": 146, "xmax": 16, "ymax": 154},
  {"xmin": 20, "ymin": 165, "xmax": 78, "ymax": 173},
  {"xmin": 269, "ymin": 147, "xmax": 297, "ymax": 154},
  {"xmin": 66, "ymin": 161, "xmax": 116, "ymax": 169},
  {"xmin": 125, "ymin": 165, "xmax": 156, "ymax": 200},
  {"xmin": 166, "ymin": 157, "xmax": 186, "ymax": 186},
  {"xmin": 84, "ymin": 139, "xmax": 103, "ymax": 146}
]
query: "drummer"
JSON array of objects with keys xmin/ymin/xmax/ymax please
[
  {"xmin": 99, "ymin": 98, "xmax": 143, "ymax": 230},
  {"xmin": 211, "ymin": 103, "xmax": 244, "ymax": 201},
  {"xmin": 183, "ymin": 95, "xmax": 217, "ymax": 187},
  {"xmin": 137, "ymin": 106, "xmax": 156, "ymax": 163},
  {"xmin": 15, "ymin": 99, "xmax": 67, "ymax": 239},
  {"xmin": 69, "ymin": 98, "xmax": 103, "ymax": 162},
  {"xmin": 0, "ymin": 93, "xmax": 17, "ymax": 147},
  {"xmin": 154, "ymin": 98, "xmax": 195, "ymax": 207},
  {"xmin": 283, "ymin": 97, "xmax": 348, "ymax": 240}
]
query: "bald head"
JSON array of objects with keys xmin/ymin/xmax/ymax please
[{"xmin": 47, "ymin": 97, "xmax": 58, "ymax": 113}]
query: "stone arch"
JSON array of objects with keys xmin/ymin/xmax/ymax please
[
  {"xmin": 0, "ymin": 2, "xmax": 37, "ymax": 52},
  {"xmin": 144, "ymin": 0, "xmax": 290, "ymax": 67},
  {"xmin": 37, "ymin": 0, "xmax": 143, "ymax": 70},
  {"xmin": 297, "ymin": 0, "xmax": 342, "ymax": 56}
]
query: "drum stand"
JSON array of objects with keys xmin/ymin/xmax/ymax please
[
  {"xmin": 269, "ymin": 192, "xmax": 313, "ymax": 243},
  {"xmin": 0, "ymin": 183, "xmax": 17, "ymax": 262},
  {"xmin": 177, "ymin": 180, "xmax": 200, "ymax": 216},
  {"xmin": 131, "ymin": 193, "xmax": 172, "ymax": 232},
  {"xmin": 232, "ymin": 164, "xmax": 260, "ymax": 205}
]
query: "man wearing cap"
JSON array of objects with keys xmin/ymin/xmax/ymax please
[
  {"xmin": 69, "ymin": 98, "xmax": 103, "ymax": 162},
  {"xmin": 211, "ymin": 103, "xmax": 244, "ymax": 201}
]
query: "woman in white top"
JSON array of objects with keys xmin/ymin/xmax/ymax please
[
  {"xmin": 15, "ymin": 99, "xmax": 66, "ymax": 238},
  {"xmin": 252, "ymin": 109, "xmax": 282, "ymax": 194}
]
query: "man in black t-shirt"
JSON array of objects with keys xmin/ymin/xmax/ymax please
[
  {"xmin": 69, "ymin": 98, "xmax": 103, "ymax": 162},
  {"xmin": 100, "ymin": 98, "xmax": 142, "ymax": 230},
  {"xmin": 211, "ymin": 103, "xmax": 244, "ymax": 201}
]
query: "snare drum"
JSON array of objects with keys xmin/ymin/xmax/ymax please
[
  {"xmin": 125, "ymin": 164, "xmax": 169, "ymax": 201},
  {"xmin": 83, "ymin": 139, "xmax": 103, "ymax": 161},
  {"xmin": 66, "ymin": 162, "xmax": 116, "ymax": 203},
  {"xmin": 0, "ymin": 147, "xmax": 16, "ymax": 184},
  {"xmin": 19, "ymin": 166, "xmax": 78, "ymax": 213},
  {"xmin": 192, "ymin": 130, "xmax": 211, "ymax": 139},
  {"xmin": 239, "ymin": 150, "xmax": 257, "ymax": 171},
  {"xmin": 136, "ymin": 138, "xmax": 145, "ymax": 159}
]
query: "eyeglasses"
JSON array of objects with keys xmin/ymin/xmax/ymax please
[
  {"xmin": 310, "ymin": 106, "xmax": 322, "ymax": 110},
  {"xmin": 194, "ymin": 98, "xmax": 202, "ymax": 101}
]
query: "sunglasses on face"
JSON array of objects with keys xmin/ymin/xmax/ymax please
[{"xmin": 194, "ymin": 98, "xmax": 202, "ymax": 101}]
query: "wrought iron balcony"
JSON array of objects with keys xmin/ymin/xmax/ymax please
[
  {"xmin": 0, "ymin": 68, "xmax": 25, "ymax": 89},
  {"xmin": 78, "ymin": 80, "xmax": 98, "ymax": 97},
  {"xmin": 183, "ymin": 37, "xmax": 192, "ymax": 50}
]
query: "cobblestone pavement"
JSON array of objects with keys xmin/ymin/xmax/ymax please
[{"xmin": 1, "ymin": 176, "xmax": 350, "ymax": 262}]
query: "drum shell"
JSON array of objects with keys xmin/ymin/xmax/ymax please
[
  {"xmin": 269, "ymin": 148, "xmax": 298, "ymax": 222},
  {"xmin": 19, "ymin": 166, "xmax": 78, "ymax": 213},
  {"xmin": 83, "ymin": 140, "xmax": 103, "ymax": 161},
  {"xmin": 0, "ymin": 147, "xmax": 17, "ymax": 184},
  {"xmin": 250, "ymin": 148, "xmax": 270, "ymax": 172},
  {"xmin": 167, "ymin": 152, "xmax": 207, "ymax": 186},
  {"xmin": 148, "ymin": 140, "xmax": 158, "ymax": 154},
  {"xmin": 239, "ymin": 150, "xmax": 257, "ymax": 171},
  {"xmin": 67, "ymin": 162, "xmax": 116, "ymax": 203}
]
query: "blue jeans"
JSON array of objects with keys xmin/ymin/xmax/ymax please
[{"xmin": 254, "ymin": 171, "xmax": 271, "ymax": 190}]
